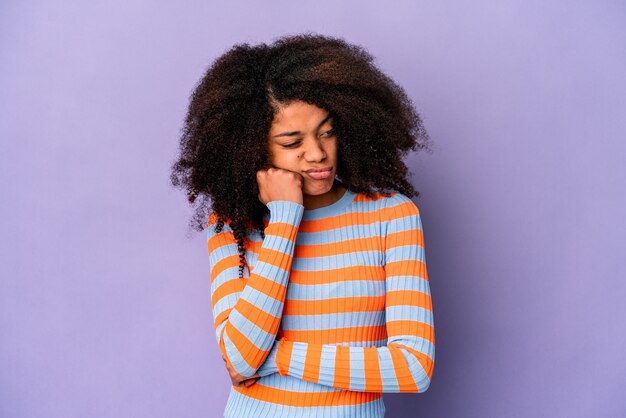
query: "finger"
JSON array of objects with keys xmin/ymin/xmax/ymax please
[{"xmin": 243, "ymin": 379, "xmax": 257, "ymax": 387}]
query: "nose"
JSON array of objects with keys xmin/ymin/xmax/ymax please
[{"xmin": 303, "ymin": 137, "xmax": 326, "ymax": 161}]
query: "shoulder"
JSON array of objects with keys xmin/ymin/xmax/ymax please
[
  {"xmin": 207, "ymin": 212, "xmax": 225, "ymax": 227},
  {"xmin": 354, "ymin": 191, "xmax": 420, "ymax": 216},
  {"xmin": 207, "ymin": 212, "xmax": 233, "ymax": 238},
  {"xmin": 207, "ymin": 212, "xmax": 259, "ymax": 242}
]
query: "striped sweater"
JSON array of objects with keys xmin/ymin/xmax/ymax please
[{"xmin": 207, "ymin": 189, "xmax": 435, "ymax": 418}]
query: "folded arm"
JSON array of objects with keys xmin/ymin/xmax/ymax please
[
  {"xmin": 257, "ymin": 196, "xmax": 435, "ymax": 392},
  {"xmin": 208, "ymin": 200, "xmax": 304, "ymax": 378}
]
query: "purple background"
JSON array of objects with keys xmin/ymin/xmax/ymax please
[{"xmin": 2, "ymin": 1, "xmax": 625, "ymax": 417}]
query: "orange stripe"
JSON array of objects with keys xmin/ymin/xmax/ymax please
[
  {"xmin": 296, "ymin": 200, "xmax": 415, "ymax": 233},
  {"xmin": 246, "ymin": 230, "xmax": 356, "ymax": 254},
  {"xmin": 246, "ymin": 237, "xmax": 382, "ymax": 258},
  {"xmin": 233, "ymin": 383, "xmax": 382, "ymax": 406},
  {"xmin": 255, "ymin": 247, "xmax": 294, "ymax": 272},
  {"xmin": 353, "ymin": 191, "xmax": 391, "ymax": 204},
  {"xmin": 213, "ymin": 274, "xmax": 287, "ymax": 308},
  {"xmin": 363, "ymin": 347, "xmax": 383, "ymax": 391},
  {"xmin": 223, "ymin": 323, "xmax": 267, "ymax": 369},
  {"xmin": 207, "ymin": 234, "xmax": 232, "ymax": 252},
  {"xmin": 283, "ymin": 295, "xmax": 385, "ymax": 315},
  {"xmin": 385, "ymin": 259, "xmax": 427, "ymax": 279},
  {"xmin": 386, "ymin": 321, "xmax": 435, "ymax": 344},
  {"xmin": 213, "ymin": 308, "xmax": 232, "ymax": 329},
  {"xmin": 282, "ymin": 325, "xmax": 387, "ymax": 344},
  {"xmin": 245, "ymin": 274, "xmax": 288, "ymax": 300},
  {"xmin": 333, "ymin": 345, "xmax": 351, "ymax": 389},
  {"xmin": 385, "ymin": 228, "xmax": 424, "ymax": 248},
  {"xmin": 234, "ymin": 298, "xmax": 281, "ymax": 334},
  {"xmin": 389, "ymin": 348, "xmax": 419, "ymax": 392},
  {"xmin": 211, "ymin": 279, "xmax": 243, "ymax": 306},
  {"xmin": 302, "ymin": 344, "xmax": 322, "ymax": 384},
  {"xmin": 210, "ymin": 254, "xmax": 241, "ymax": 284},
  {"xmin": 386, "ymin": 290, "xmax": 432, "ymax": 311},
  {"xmin": 262, "ymin": 221, "xmax": 299, "ymax": 241},
  {"xmin": 294, "ymin": 236, "xmax": 381, "ymax": 258}
]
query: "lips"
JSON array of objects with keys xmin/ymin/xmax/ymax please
[{"xmin": 305, "ymin": 167, "xmax": 332, "ymax": 180}]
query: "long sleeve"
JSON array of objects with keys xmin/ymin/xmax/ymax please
[
  {"xmin": 208, "ymin": 200, "xmax": 304, "ymax": 378},
  {"xmin": 260, "ymin": 196, "xmax": 435, "ymax": 392}
]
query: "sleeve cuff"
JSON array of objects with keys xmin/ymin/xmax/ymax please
[{"xmin": 266, "ymin": 200, "xmax": 304, "ymax": 225}]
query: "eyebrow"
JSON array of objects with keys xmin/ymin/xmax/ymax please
[{"xmin": 272, "ymin": 114, "xmax": 332, "ymax": 138}]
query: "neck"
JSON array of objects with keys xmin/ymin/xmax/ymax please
[{"xmin": 302, "ymin": 180, "xmax": 347, "ymax": 210}]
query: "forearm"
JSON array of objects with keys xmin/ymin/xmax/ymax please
[
  {"xmin": 261, "ymin": 328, "xmax": 434, "ymax": 392},
  {"xmin": 210, "ymin": 200, "xmax": 304, "ymax": 376}
]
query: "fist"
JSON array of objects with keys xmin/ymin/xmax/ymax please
[
  {"xmin": 223, "ymin": 354, "xmax": 259, "ymax": 388},
  {"xmin": 256, "ymin": 166, "xmax": 303, "ymax": 206}
]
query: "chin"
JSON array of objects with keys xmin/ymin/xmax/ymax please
[{"xmin": 303, "ymin": 180, "xmax": 334, "ymax": 196}]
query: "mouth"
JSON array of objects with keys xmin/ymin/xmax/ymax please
[{"xmin": 304, "ymin": 167, "xmax": 332, "ymax": 180}]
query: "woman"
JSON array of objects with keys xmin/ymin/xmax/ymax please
[{"xmin": 171, "ymin": 33, "xmax": 435, "ymax": 417}]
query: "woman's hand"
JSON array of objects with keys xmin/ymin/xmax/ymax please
[
  {"xmin": 256, "ymin": 165, "xmax": 303, "ymax": 206},
  {"xmin": 223, "ymin": 354, "xmax": 260, "ymax": 388}
]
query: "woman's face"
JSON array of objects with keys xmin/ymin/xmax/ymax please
[{"xmin": 266, "ymin": 100, "xmax": 338, "ymax": 196}]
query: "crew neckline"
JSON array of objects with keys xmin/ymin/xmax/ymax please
[{"xmin": 302, "ymin": 188, "xmax": 357, "ymax": 220}]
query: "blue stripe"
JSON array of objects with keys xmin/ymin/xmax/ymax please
[
  {"xmin": 281, "ymin": 310, "xmax": 385, "ymax": 331},
  {"xmin": 385, "ymin": 276, "xmax": 430, "ymax": 294},
  {"xmin": 376, "ymin": 348, "xmax": 400, "ymax": 391},
  {"xmin": 229, "ymin": 308, "xmax": 275, "ymax": 352},
  {"xmin": 318, "ymin": 344, "xmax": 337, "ymax": 385},
  {"xmin": 224, "ymin": 385, "xmax": 385, "ymax": 417},
  {"xmin": 256, "ymin": 373, "xmax": 342, "ymax": 392},
  {"xmin": 291, "ymin": 251, "xmax": 383, "ymax": 270},
  {"xmin": 247, "ymin": 259, "xmax": 290, "ymax": 283},
  {"xmin": 215, "ymin": 321, "xmax": 226, "ymax": 343},
  {"xmin": 222, "ymin": 329, "xmax": 255, "ymax": 376},
  {"xmin": 260, "ymin": 233, "xmax": 297, "ymax": 255},
  {"xmin": 348, "ymin": 348, "xmax": 366, "ymax": 391},
  {"xmin": 385, "ymin": 244, "xmax": 425, "ymax": 263},
  {"xmin": 386, "ymin": 218, "xmax": 421, "ymax": 235},
  {"xmin": 389, "ymin": 336, "xmax": 435, "ymax": 360},
  {"xmin": 286, "ymin": 342, "xmax": 308, "ymax": 378},
  {"xmin": 213, "ymin": 293, "xmax": 240, "ymax": 318},
  {"xmin": 287, "ymin": 280, "xmax": 386, "ymax": 300},
  {"xmin": 295, "ymin": 224, "xmax": 384, "ymax": 244},
  {"xmin": 242, "ymin": 287, "xmax": 285, "ymax": 314},
  {"xmin": 211, "ymin": 265, "xmax": 244, "ymax": 294},
  {"xmin": 386, "ymin": 306, "xmax": 434, "ymax": 327}
]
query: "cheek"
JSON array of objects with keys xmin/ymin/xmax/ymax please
[
  {"xmin": 267, "ymin": 150, "xmax": 299, "ymax": 168},
  {"xmin": 327, "ymin": 141, "xmax": 338, "ymax": 160}
]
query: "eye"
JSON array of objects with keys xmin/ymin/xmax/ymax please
[
  {"xmin": 320, "ymin": 129, "xmax": 336, "ymax": 138},
  {"xmin": 281, "ymin": 141, "xmax": 301, "ymax": 148}
]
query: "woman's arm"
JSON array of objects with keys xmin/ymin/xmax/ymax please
[
  {"xmin": 208, "ymin": 200, "xmax": 304, "ymax": 378},
  {"xmin": 258, "ymin": 197, "xmax": 435, "ymax": 392}
]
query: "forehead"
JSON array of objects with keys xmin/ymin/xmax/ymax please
[{"xmin": 269, "ymin": 101, "xmax": 330, "ymax": 130}]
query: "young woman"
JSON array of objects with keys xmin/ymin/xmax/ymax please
[{"xmin": 171, "ymin": 33, "xmax": 435, "ymax": 417}]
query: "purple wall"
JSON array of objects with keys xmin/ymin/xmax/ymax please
[{"xmin": 2, "ymin": 1, "xmax": 625, "ymax": 417}]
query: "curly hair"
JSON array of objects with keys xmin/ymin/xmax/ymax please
[{"xmin": 171, "ymin": 33, "xmax": 431, "ymax": 278}]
